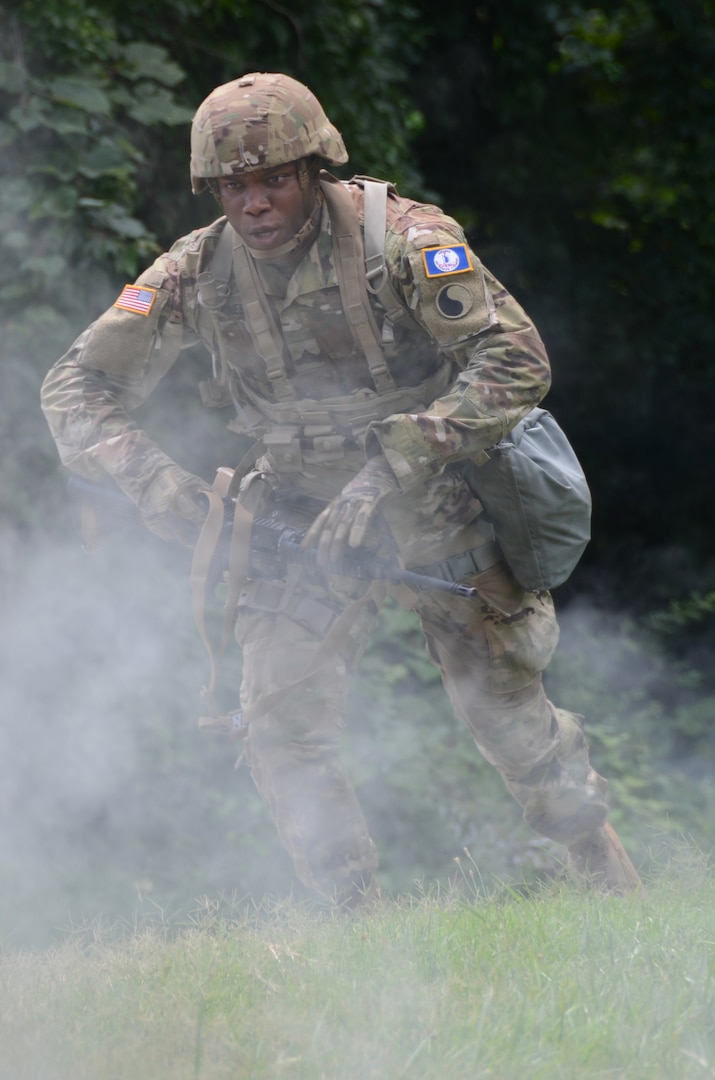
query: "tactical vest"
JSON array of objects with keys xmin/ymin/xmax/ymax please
[{"xmin": 195, "ymin": 175, "xmax": 453, "ymax": 476}]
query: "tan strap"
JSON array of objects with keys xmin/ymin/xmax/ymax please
[
  {"xmin": 231, "ymin": 240, "xmax": 295, "ymax": 402},
  {"xmin": 362, "ymin": 178, "xmax": 423, "ymax": 334},
  {"xmin": 320, "ymin": 175, "xmax": 397, "ymax": 395},
  {"xmin": 190, "ymin": 470, "xmax": 256, "ymax": 719},
  {"xmin": 197, "ymin": 220, "xmax": 233, "ymax": 310},
  {"xmin": 190, "ymin": 488, "xmax": 229, "ymax": 711},
  {"xmin": 202, "ymin": 185, "xmax": 407, "ymax": 412},
  {"xmin": 219, "ymin": 498, "xmax": 254, "ymax": 661}
]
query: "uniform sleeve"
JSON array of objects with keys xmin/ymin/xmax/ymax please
[
  {"xmin": 41, "ymin": 245, "xmax": 204, "ymax": 506},
  {"xmin": 365, "ymin": 206, "xmax": 551, "ymax": 493}
]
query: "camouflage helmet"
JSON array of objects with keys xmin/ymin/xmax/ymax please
[{"xmin": 190, "ymin": 72, "xmax": 348, "ymax": 193}]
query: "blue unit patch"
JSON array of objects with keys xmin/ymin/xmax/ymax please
[{"xmin": 422, "ymin": 243, "xmax": 472, "ymax": 278}]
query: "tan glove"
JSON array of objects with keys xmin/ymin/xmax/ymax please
[
  {"xmin": 137, "ymin": 465, "xmax": 210, "ymax": 547},
  {"xmin": 303, "ymin": 455, "xmax": 398, "ymax": 568}
]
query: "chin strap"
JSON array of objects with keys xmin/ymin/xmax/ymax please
[{"xmin": 248, "ymin": 186, "xmax": 324, "ymax": 262}]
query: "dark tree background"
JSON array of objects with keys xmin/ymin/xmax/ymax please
[
  {"xmin": 2, "ymin": 0, "xmax": 715, "ymax": 944},
  {"xmin": 5, "ymin": 0, "xmax": 715, "ymax": 599}
]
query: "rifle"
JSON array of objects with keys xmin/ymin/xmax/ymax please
[{"xmin": 67, "ymin": 474, "xmax": 478, "ymax": 599}]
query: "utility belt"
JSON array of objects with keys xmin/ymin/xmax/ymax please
[
  {"xmin": 220, "ymin": 360, "xmax": 455, "ymax": 472},
  {"xmin": 410, "ymin": 527, "xmax": 502, "ymax": 583}
]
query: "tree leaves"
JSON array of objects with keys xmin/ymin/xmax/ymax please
[
  {"xmin": 121, "ymin": 41, "xmax": 186, "ymax": 86},
  {"xmin": 47, "ymin": 76, "xmax": 112, "ymax": 114},
  {"xmin": 0, "ymin": 5, "xmax": 194, "ymax": 355}
]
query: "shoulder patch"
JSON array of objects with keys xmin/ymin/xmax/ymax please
[
  {"xmin": 422, "ymin": 244, "xmax": 472, "ymax": 278},
  {"xmin": 436, "ymin": 283, "xmax": 475, "ymax": 319},
  {"xmin": 113, "ymin": 284, "xmax": 158, "ymax": 316}
]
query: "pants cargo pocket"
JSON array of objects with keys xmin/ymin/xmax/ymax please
[{"xmin": 475, "ymin": 564, "xmax": 560, "ymax": 694}]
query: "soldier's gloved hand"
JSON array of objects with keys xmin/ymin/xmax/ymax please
[
  {"xmin": 138, "ymin": 465, "xmax": 211, "ymax": 548},
  {"xmin": 304, "ymin": 455, "xmax": 398, "ymax": 568}
]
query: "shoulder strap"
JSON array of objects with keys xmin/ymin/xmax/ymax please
[
  {"xmin": 320, "ymin": 175, "xmax": 397, "ymax": 394},
  {"xmin": 199, "ymin": 186, "xmax": 420, "ymax": 400},
  {"xmin": 362, "ymin": 178, "xmax": 423, "ymax": 334},
  {"xmin": 231, "ymin": 239, "xmax": 295, "ymax": 402},
  {"xmin": 197, "ymin": 220, "xmax": 233, "ymax": 309},
  {"xmin": 198, "ymin": 220, "xmax": 295, "ymax": 402}
]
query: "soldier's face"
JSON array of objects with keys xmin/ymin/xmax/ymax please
[{"xmin": 216, "ymin": 163, "xmax": 309, "ymax": 250}]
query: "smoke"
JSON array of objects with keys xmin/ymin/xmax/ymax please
[
  {"xmin": 1, "ymin": 346, "xmax": 713, "ymax": 951},
  {"xmin": 0, "ymin": 297, "xmax": 301, "ymax": 951},
  {"xmin": 4, "ymin": 490, "xmax": 715, "ymax": 950},
  {"xmin": 0, "ymin": 514, "xmax": 296, "ymax": 950},
  {"xmin": 543, "ymin": 595, "xmax": 715, "ymax": 852}
]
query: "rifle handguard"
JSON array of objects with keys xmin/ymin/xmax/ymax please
[{"xmin": 247, "ymin": 516, "xmax": 477, "ymax": 598}]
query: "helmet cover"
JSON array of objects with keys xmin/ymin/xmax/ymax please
[{"xmin": 190, "ymin": 72, "xmax": 348, "ymax": 193}]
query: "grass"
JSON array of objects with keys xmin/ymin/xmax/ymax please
[{"xmin": 2, "ymin": 843, "xmax": 715, "ymax": 1080}]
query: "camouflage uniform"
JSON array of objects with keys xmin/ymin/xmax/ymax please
[{"xmin": 41, "ymin": 73, "xmax": 630, "ymax": 903}]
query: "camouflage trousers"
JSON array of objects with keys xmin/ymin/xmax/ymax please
[
  {"xmin": 233, "ymin": 553, "xmax": 608, "ymax": 903},
  {"xmin": 229, "ymin": 464, "xmax": 608, "ymax": 902}
]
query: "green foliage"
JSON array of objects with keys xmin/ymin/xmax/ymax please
[
  {"xmin": 410, "ymin": 0, "xmax": 715, "ymax": 586},
  {"xmin": 547, "ymin": 1, "xmax": 715, "ymax": 243},
  {"xmin": 143, "ymin": 0, "xmax": 428, "ymax": 191},
  {"xmin": 0, "ymin": 3, "xmax": 192, "ymax": 343},
  {"xmin": 645, "ymin": 589, "xmax": 715, "ymax": 636},
  {"xmin": 0, "ymin": 2, "xmax": 196, "ymax": 526}
]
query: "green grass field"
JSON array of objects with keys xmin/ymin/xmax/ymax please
[{"xmin": 2, "ymin": 843, "xmax": 714, "ymax": 1080}]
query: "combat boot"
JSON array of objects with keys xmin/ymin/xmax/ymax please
[
  {"xmin": 332, "ymin": 874, "xmax": 382, "ymax": 915},
  {"xmin": 566, "ymin": 822, "xmax": 642, "ymax": 894}
]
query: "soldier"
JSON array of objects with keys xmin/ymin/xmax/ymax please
[{"xmin": 41, "ymin": 72, "xmax": 640, "ymax": 905}]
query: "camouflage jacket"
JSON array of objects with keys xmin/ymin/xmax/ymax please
[{"xmin": 41, "ymin": 176, "xmax": 551, "ymax": 508}]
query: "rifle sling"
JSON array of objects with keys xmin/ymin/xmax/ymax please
[
  {"xmin": 190, "ymin": 489, "xmax": 227, "ymax": 710},
  {"xmin": 191, "ymin": 472, "xmax": 255, "ymax": 718}
]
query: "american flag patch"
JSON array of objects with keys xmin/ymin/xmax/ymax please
[{"xmin": 113, "ymin": 284, "xmax": 158, "ymax": 316}]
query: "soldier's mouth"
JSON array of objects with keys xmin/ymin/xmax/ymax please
[{"xmin": 247, "ymin": 225, "xmax": 282, "ymax": 246}]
